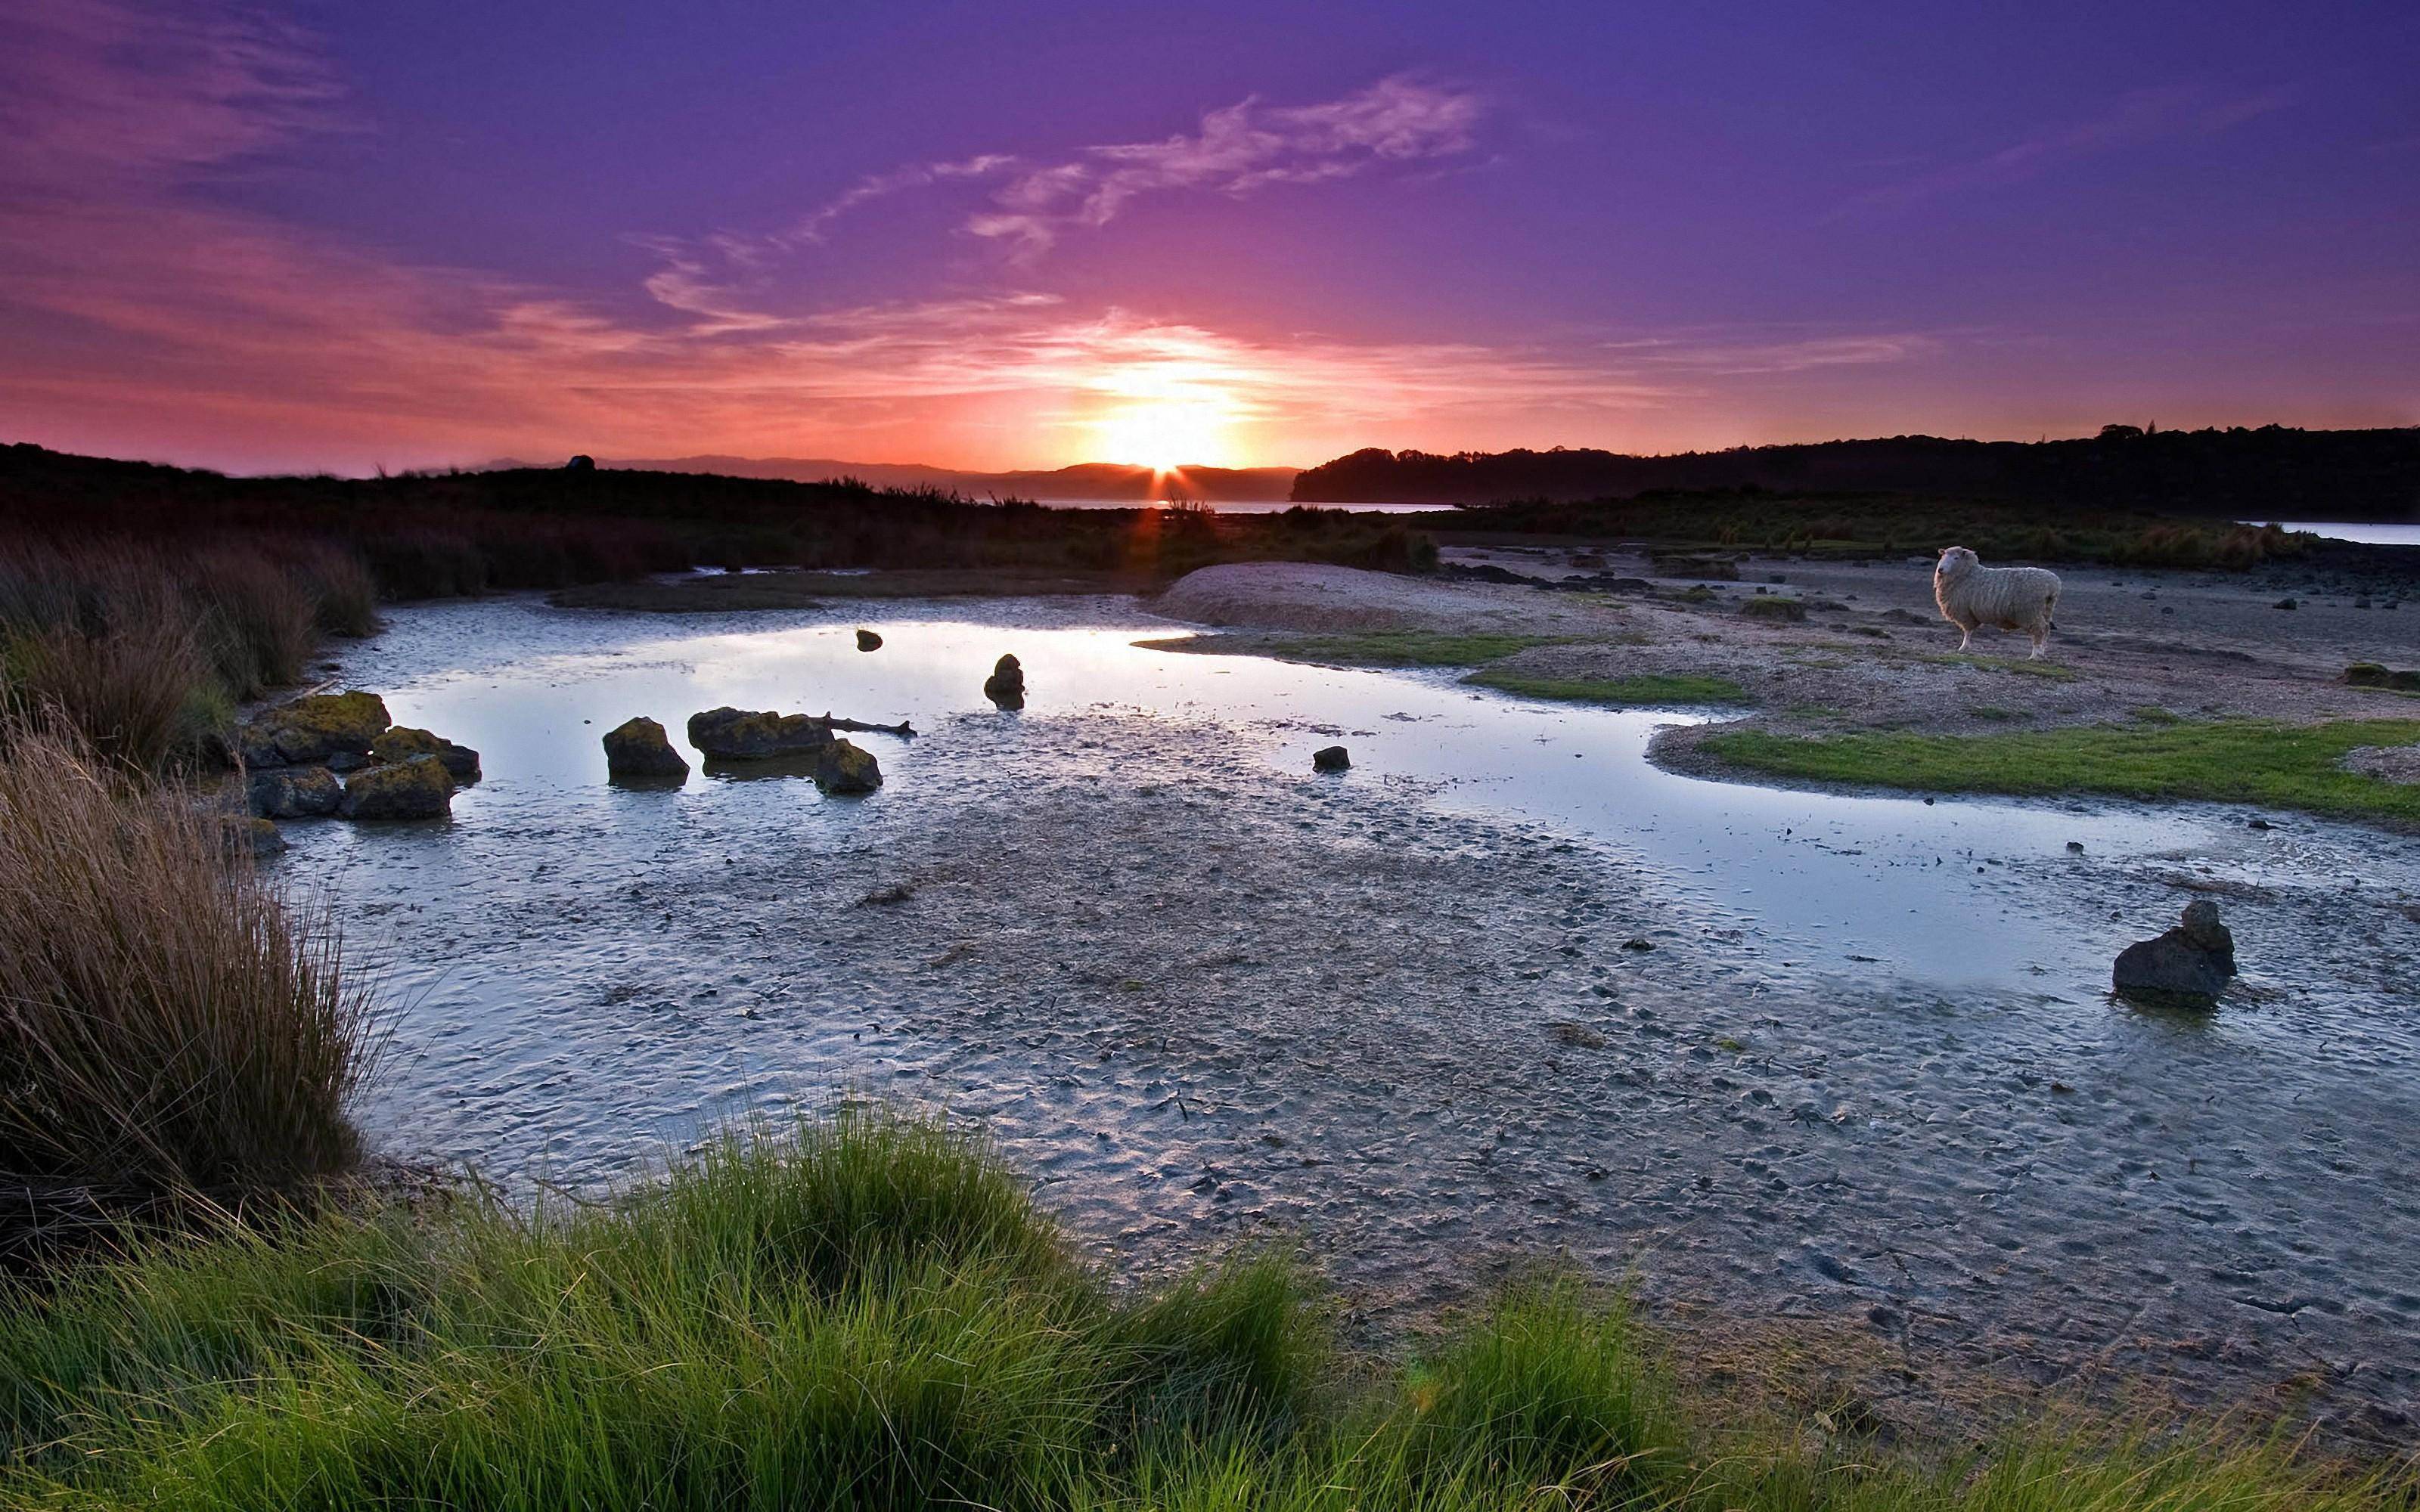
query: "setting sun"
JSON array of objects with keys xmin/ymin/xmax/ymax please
[{"xmin": 1087, "ymin": 399, "xmax": 1238, "ymax": 472}]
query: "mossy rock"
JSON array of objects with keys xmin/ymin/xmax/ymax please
[
  {"xmin": 603, "ymin": 716, "xmax": 690, "ymax": 782},
  {"xmin": 687, "ymin": 706, "xmax": 833, "ymax": 759},
  {"xmin": 220, "ymin": 815, "xmax": 287, "ymax": 860},
  {"xmin": 371, "ymin": 726, "xmax": 482, "ymax": 783},
  {"xmin": 1740, "ymin": 596, "xmax": 1808, "ymax": 622},
  {"xmin": 258, "ymin": 690, "xmax": 390, "ymax": 764},
  {"xmin": 2345, "ymin": 662, "xmax": 2420, "ymax": 692},
  {"xmin": 813, "ymin": 737, "xmax": 883, "ymax": 795},
  {"xmin": 248, "ymin": 764, "xmax": 341, "ymax": 818},
  {"xmin": 338, "ymin": 754, "xmax": 453, "ymax": 821}
]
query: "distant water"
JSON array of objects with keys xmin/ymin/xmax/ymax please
[
  {"xmin": 2257, "ymin": 520, "xmax": 2420, "ymax": 547},
  {"xmin": 1030, "ymin": 497, "xmax": 1457, "ymax": 515}
]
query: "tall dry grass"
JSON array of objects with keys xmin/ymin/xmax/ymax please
[
  {"xmin": 182, "ymin": 545, "xmax": 318, "ymax": 697},
  {"xmin": 0, "ymin": 719, "xmax": 380, "ymax": 1254},
  {"xmin": 0, "ymin": 539, "xmax": 390, "ymax": 772}
]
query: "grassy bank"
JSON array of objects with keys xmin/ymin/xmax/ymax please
[
  {"xmin": 1703, "ymin": 718, "xmax": 2420, "ymax": 825},
  {"xmin": 1430, "ymin": 494, "xmax": 2320, "ymax": 571},
  {"xmin": 2, "ymin": 1111, "xmax": 2404, "ymax": 1510}
]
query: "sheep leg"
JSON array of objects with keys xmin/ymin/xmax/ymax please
[
  {"xmin": 1956, "ymin": 623, "xmax": 1973, "ymax": 652},
  {"xmin": 2027, "ymin": 627, "xmax": 2047, "ymax": 659}
]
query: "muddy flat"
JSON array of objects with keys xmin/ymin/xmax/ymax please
[{"xmin": 301, "ymin": 584, "xmax": 2420, "ymax": 1445}]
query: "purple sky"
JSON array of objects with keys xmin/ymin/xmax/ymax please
[{"xmin": 2, "ymin": 0, "xmax": 2415, "ymax": 473}]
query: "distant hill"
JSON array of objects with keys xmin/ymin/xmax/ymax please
[
  {"xmin": 485, "ymin": 454, "xmax": 1300, "ymax": 502},
  {"xmin": 1292, "ymin": 426, "xmax": 2420, "ymax": 520}
]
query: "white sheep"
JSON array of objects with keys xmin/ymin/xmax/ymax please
[{"xmin": 1933, "ymin": 547, "xmax": 2062, "ymax": 659}]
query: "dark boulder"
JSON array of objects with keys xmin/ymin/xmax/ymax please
[
  {"xmin": 813, "ymin": 738, "xmax": 883, "ymax": 795},
  {"xmin": 984, "ymin": 654, "xmax": 1025, "ymax": 708},
  {"xmin": 2113, "ymin": 900, "xmax": 2238, "ymax": 1007},
  {"xmin": 566, "ymin": 454, "xmax": 596, "ymax": 471},
  {"xmin": 603, "ymin": 717, "xmax": 690, "ymax": 782},
  {"xmin": 222, "ymin": 815, "xmax": 287, "ymax": 860},
  {"xmin": 251, "ymin": 690, "xmax": 391, "ymax": 765},
  {"xmin": 856, "ymin": 629, "xmax": 883, "ymax": 652},
  {"xmin": 1313, "ymin": 745, "xmax": 1351, "ymax": 773},
  {"xmin": 371, "ymin": 726, "xmax": 481, "ymax": 784},
  {"xmin": 248, "ymin": 764, "xmax": 341, "ymax": 818},
  {"xmin": 235, "ymin": 723, "xmax": 288, "ymax": 770},
  {"xmin": 338, "ymin": 754, "xmax": 454, "ymax": 821},
  {"xmin": 686, "ymin": 706, "xmax": 833, "ymax": 760},
  {"xmin": 1740, "ymin": 596, "xmax": 1807, "ymax": 622}
]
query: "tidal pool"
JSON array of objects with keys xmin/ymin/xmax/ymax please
[{"xmin": 303, "ymin": 591, "xmax": 2420, "ymax": 1430}]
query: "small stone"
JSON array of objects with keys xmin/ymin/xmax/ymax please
[
  {"xmin": 603, "ymin": 717, "xmax": 689, "ymax": 782},
  {"xmin": 984, "ymin": 654, "xmax": 1025, "ymax": 708},
  {"xmin": 2065, "ymin": 841, "xmax": 2085, "ymax": 853},
  {"xmin": 1312, "ymin": 745, "xmax": 1350, "ymax": 772},
  {"xmin": 855, "ymin": 629, "xmax": 883, "ymax": 651},
  {"xmin": 813, "ymin": 737, "xmax": 883, "ymax": 795},
  {"xmin": 2113, "ymin": 900, "xmax": 2237, "ymax": 1007},
  {"xmin": 2273, "ymin": 597, "xmax": 2298, "ymax": 610}
]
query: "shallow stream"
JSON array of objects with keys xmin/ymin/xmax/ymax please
[{"xmin": 303, "ymin": 591, "xmax": 2420, "ymax": 1430}]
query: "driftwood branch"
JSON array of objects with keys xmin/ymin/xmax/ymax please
[{"xmin": 822, "ymin": 714, "xmax": 915, "ymax": 738}]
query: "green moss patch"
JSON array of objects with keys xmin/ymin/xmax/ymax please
[
  {"xmin": 1916, "ymin": 652, "xmax": 2079, "ymax": 680},
  {"xmin": 1467, "ymin": 670, "xmax": 1753, "ymax": 705},
  {"xmin": 1705, "ymin": 718, "xmax": 2420, "ymax": 826}
]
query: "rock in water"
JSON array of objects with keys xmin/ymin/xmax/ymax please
[
  {"xmin": 685, "ymin": 706, "xmax": 834, "ymax": 759},
  {"xmin": 338, "ymin": 754, "xmax": 454, "ymax": 821},
  {"xmin": 371, "ymin": 726, "xmax": 482, "ymax": 784},
  {"xmin": 2113, "ymin": 900, "xmax": 2238, "ymax": 1006},
  {"xmin": 250, "ymin": 690, "xmax": 391, "ymax": 765},
  {"xmin": 1313, "ymin": 745, "xmax": 1351, "ymax": 773},
  {"xmin": 222, "ymin": 816, "xmax": 287, "ymax": 860},
  {"xmin": 855, "ymin": 629, "xmax": 883, "ymax": 652},
  {"xmin": 603, "ymin": 717, "xmax": 690, "ymax": 782},
  {"xmin": 248, "ymin": 765, "xmax": 341, "ymax": 818},
  {"xmin": 814, "ymin": 738, "xmax": 883, "ymax": 795},
  {"xmin": 984, "ymin": 654, "xmax": 1025, "ymax": 708}
]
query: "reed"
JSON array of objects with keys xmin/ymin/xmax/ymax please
[{"xmin": 0, "ymin": 719, "xmax": 379, "ymax": 1259}]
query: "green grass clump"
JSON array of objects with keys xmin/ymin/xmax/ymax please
[
  {"xmin": 3, "ymin": 1113, "xmax": 2406, "ymax": 1510},
  {"xmin": 1918, "ymin": 652, "xmax": 2079, "ymax": 680},
  {"xmin": 1705, "ymin": 718, "xmax": 2420, "ymax": 826},
  {"xmin": 1468, "ymin": 669, "xmax": 1753, "ymax": 705}
]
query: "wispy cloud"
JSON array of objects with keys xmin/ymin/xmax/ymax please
[
  {"xmin": 0, "ymin": 0, "xmax": 344, "ymax": 191},
  {"xmin": 759, "ymin": 75, "xmax": 1485, "ymax": 265},
  {"xmin": 1837, "ymin": 83, "xmax": 2295, "ymax": 215},
  {"xmin": 964, "ymin": 75, "xmax": 1485, "ymax": 256}
]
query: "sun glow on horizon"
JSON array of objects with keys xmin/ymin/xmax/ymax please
[{"xmin": 1087, "ymin": 398, "xmax": 1242, "ymax": 472}]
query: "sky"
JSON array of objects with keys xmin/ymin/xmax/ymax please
[{"xmin": 1, "ymin": 0, "xmax": 2415, "ymax": 476}]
